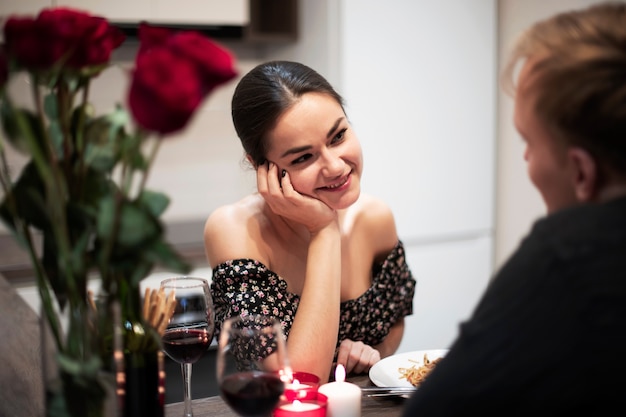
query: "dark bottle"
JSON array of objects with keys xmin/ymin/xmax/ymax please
[{"xmin": 119, "ymin": 280, "xmax": 165, "ymax": 417}]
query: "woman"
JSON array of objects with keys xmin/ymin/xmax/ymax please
[{"xmin": 204, "ymin": 61, "xmax": 416, "ymax": 382}]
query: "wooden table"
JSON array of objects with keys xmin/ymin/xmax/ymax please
[{"xmin": 165, "ymin": 374, "xmax": 406, "ymax": 417}]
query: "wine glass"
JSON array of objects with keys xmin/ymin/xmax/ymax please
[
  {"xmin": 217, "ymin": 314, "xmax": 292, "ymax": 417},
  {"xmin": 160, "ymin": 277, "xmax": 215, "ymax": 417}
]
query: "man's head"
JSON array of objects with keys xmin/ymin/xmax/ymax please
[{"xmin": 503, "ymin": 2, "xmax": 626, "ymax": 213}]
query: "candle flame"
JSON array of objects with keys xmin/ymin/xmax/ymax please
[{"xmin": 334, "ymin": 364, "xmax": 346, "ymax": 382}]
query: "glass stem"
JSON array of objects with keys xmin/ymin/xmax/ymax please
[{"xmin": 182, "ymin": 362, "xmax": 193, "ymax": 417}]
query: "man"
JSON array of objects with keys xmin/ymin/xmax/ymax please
[{"xmin": 402, "ymin": 2, "xmax": 626, "ymax": 415}]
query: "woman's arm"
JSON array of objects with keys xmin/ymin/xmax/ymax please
[
  {"xmin": 258, "ymin": 163, "xmax": 342, "ymax": 382},
  {"xmin": 375, "ymin": 318, "xmax": 405, "ymax": 358}
]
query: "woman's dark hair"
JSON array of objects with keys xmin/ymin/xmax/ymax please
[{"xmin": 231, "ymin": 60, "xmax": 345, "ymax": 167}]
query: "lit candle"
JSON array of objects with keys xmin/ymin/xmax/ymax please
[
  {"xmin": 284, "ymin": 372, "xmax": 320, "ymax": 402},
  {"xmin": 317, "ymin": 365, "xmax": 361, "ymax": 417},
  {"xmin": 285, "ymin": 379, "xmax": 314, "ymax": 401},
  {"xmin": 273, "ymin": 393, "xmax": 328, "ymax": 417}
]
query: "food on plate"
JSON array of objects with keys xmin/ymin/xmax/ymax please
[{"xmin": 398, "ymin": 353, "xmax": 443, "ymax": 387}]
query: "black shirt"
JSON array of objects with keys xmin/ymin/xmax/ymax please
[{"xmin": 402, "ymin": 197, "xmax": 626, "ymax": 416}]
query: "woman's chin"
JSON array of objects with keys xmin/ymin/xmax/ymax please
[{"xmin": 325, "ymin": 190, "xmax": 360, "ymax": 210}]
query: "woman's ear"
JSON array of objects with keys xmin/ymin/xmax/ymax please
[
  {"xmin": 568, "ymin": 146, "xmax": 599, "ymax": 202},
  {"xmin": 246, "ymin": 154, "xmax": 267, "ymax": 169}
]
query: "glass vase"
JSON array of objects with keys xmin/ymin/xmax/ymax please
[{"xmin": 40, "ymin": 298, "xmax": 118, "ymax": 417}]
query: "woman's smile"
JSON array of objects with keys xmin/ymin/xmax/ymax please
[{"xmin": 317, "ymin": 172, "xmax": 351, "ymax": 192}]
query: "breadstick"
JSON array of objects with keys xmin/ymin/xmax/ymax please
[
  {"xmin": 143, "ymin": 287, "xmax": 152, "ymax": 321},
  {"xmin": 157, "ymin": 292, "xmax": 177, "ymax": 335},
  {"xmin": 87, "ymin": 290, "xmax": 97, "ymax": 312}
]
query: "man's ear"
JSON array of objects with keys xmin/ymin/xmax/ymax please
[{"xmin": 568, "ymin": 146, "xmax": 598, "ymax": 202}]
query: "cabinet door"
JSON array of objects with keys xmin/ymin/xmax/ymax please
[
  {"xmin": 54, "ymin": 0, "xmax": 247, "ymax": 24},
  {"xmin": 0, "ymin": 0, "xmax": 51, "ymax": 17},
  {"xmin": 55, "ymin": 0, "xmax": 152, "ymax": 21},
  {"xmin": 398, "ymin": 236, "xmax": 492, "ymax": 353},
  {"xmin": 153, "ymin": 0, "xmax": 248, "ymax": 25},
  {"xmin": 339, "ymin": 0, "xmax": 496, "ymax": 239}
]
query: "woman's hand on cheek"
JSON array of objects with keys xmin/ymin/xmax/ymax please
[{"xmin": 257, "ymin": 162, "xmax": 337, "ymax": 234}]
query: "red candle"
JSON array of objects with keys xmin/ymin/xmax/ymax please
[
  {"xmin": 284, "ymin": 371, "xmax": 320, "ymax": 402},
  {"xmin": 273, "ymin": 392, "xmax": 328, "ymax": 417}
]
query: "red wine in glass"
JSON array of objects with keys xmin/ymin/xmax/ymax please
[
  {"xmin": 220, "ymin": 371, "xmax": 285, "ymax": 417},
  {"xmin": 217, "ymin": 315, "xmax": 291, "ymax": 417},
  {"xmin": 159, "ymin": 277, "xmax": 214, "ymax": 417},
  {"xmin": 162, "ymin": 328, "xmax": 211, "ymax": 364}
]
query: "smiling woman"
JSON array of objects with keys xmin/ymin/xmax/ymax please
[{"xmin": 203, "ymin": 60, "xmax": 416, "ymax": 384}]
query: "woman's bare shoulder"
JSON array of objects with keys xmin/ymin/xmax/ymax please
[
  {"xmin": 203, "ymin": 194, "xmax": 267, "ymax": 267},
  {"xmin": 352, "ymin": 193, "xmax": 399, "ymax": 255},
  {"xmin": 354, "ymin": 194, "xmax": 396, "ymax": 228}
]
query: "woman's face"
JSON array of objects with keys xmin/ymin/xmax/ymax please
[{"xmin": 264, "ymin": 92, "xmax": 363, "ymax": 210}]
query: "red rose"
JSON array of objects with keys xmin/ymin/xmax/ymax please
[
  {"xmin": 137, "ymin": 23, "xmax": 237, "ymax": 94},
  {"xmin": 3, "ymin": 7, "xmax": 124, "ymax": 71},
  {"xmin": 3, "ymin": 16, "xmax": 52, "ymax": 69},
  {"xmin": 166, "ymin": 32, "xmax": 238, "ymax": 94},
  {"xmin": 128, "ymin": 47, "xmax": 204, "ymax": 134},
  {"xmin": 137, "ymin": 22, "xmax": 172, "ymax": 56}
]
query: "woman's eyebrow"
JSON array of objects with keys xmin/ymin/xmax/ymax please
[
  {"xmin": 279, "ymin": 117, "xmax": 346, "ymax": 158},
  {"xmin": 281, "ymin": 144, "xmax": 311, "ymax": 158},
  {"xmin": 326, "ymin": 117, "xmax": 344, "ymax": 139}
]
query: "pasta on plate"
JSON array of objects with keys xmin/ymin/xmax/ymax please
[{"xmin": 398, "ymin": 353, "xmax": 443, "ymax": 387}]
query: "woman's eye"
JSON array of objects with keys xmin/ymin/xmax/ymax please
[
  {"xmin": 332, "ymin": 128, "xmax": 347, "ymax": 144},
  {"xmin": 291, "ymin": 154, "xmax": 311, "ymax": 165}
]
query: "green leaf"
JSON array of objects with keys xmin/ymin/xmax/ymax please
[
  {"xmin": 138, "ymin": 190, "xmax": 170, "ymax": 218},
  {"xmin": 44, "ymin": 91, "xmax": 59, "ymax": 120},
  {"xmin": 97, "ymin": 197, "xmax": 160, "ymax": 248},
  {"xmin": 96, "ymin": 195, "xmax": 115, "ymax": 241},
  {"xmin": 107, "ymin": 104, "xmax": 129, "ymax": 130},
  {"xmin": 0, "ymin": 100, "xmax": 45, "ymax": 156},
  {"xmin": 117, "ymin": 202, "xmax": 159, "ymax": 247},
  {"xmin": 84, "ymin": 119, "xmax": 119, "ymax": 172},
  {"xmin": 69, "ymin": 232, "xmax": 90, "ymax": 275},
  {"xmin": 57, "ymin": 353, "xmax": 102, "ymax": 380},
  {"xmin": 48, "ymin": 119, "xmax": 64, "ymax": 155},
  {"xmin": 0, "ymin": 161, "xmax": 49, "ymax": 229},
  {"xmin": 79, "ymin": 169, "xmax": 112, "ymax": 210},
  {"xmin": 145, "ymin": 239, "xmax": 192, "ymax": 274},
  {"xmin": 42, "ymin": 229, "xmax": 67, "ymax": 308}
]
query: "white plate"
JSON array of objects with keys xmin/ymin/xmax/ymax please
[{"xmin": 369, "ymin": 349, "xmax": 448, "ymax": 387}]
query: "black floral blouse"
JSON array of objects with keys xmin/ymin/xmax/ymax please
[{"xmin": 211, "ymin": 241, "xmax": 416, "ymax": 356}]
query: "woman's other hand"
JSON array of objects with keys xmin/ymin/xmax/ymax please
[{"xmin": 336, "ymin": 339, "xmax": 381, "ymax": 375}]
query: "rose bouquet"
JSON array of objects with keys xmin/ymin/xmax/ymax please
[{"xmin": 0, "ymin": 7, "xmax": 237, "ymax": 417}]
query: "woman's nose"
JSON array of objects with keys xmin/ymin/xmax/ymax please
[{"xmin": 320, "ymin": 149, "xmax": 344, "ymax": 177}]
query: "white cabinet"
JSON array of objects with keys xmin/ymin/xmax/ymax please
[
  {"xmin": 0, "ymin": 0, "xmax": 49, "ymax": 16},
  {"xmin": 338, "ymin": 0, "xmax": 496, "ymax": 350},
  {"xmin": 54, "ymin": 0, "xmax": 249, "ymax": 25},
  {"xmin": 399, "ymin": 238, "xmax": 491, "ymax": 353}
]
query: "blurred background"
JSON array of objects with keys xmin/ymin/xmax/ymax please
[{"xmin": 1, "ymin": 0, "xmax": 616, "ymax": 402}]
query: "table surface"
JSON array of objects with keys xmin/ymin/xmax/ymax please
[{"xmin": 165, "ymin": 374, "xmax": 406, "ymax": 417}]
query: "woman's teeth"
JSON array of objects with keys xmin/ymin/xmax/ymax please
[{"xmin": 326, "ymin": 176, "xmax": 348, "ymax": 189}]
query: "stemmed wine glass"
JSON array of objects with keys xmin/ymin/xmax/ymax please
[
  {"xmin": 217, "ymin": 314, "xmax": 292, "ymax": 417},
  {"xmin": 160, "ymin": 277, "xmax": 215, "ymax": 417}
]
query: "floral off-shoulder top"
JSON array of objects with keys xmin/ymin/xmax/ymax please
[{"xmin": 210, "ymin": 240, "xmax": 416, "ymax": 355}]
